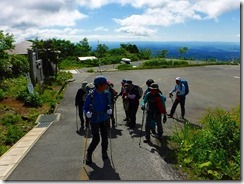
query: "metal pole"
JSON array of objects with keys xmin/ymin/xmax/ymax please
[
  {"xmin": 139, "ymin": 110, "xmax": 145, "ymax": 147},
  {"xmin": 83, "ymin": 127, "xmax": 89, "ymax": 164}
]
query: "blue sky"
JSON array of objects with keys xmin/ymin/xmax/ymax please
[{"xmin": 0, "ymin": 0, "xmax": 240, "ymax": 43}]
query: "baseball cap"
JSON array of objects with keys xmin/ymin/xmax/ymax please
[{"xmin": 94, "ymin": 75, "xmax": 108, "ymax": 85}]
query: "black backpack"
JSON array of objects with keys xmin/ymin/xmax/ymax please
[{"xmin": 133, "ymin": 85, "xmax": 143, "ymax": 99}]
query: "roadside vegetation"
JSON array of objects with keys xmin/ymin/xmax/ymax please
[
  {"xmin": 170, "ymin": 105, "xmax": 240, "ymax": 180},
  {"xmin": 0, "ymin": 30, "xmax": 240, "ymax": 180}
]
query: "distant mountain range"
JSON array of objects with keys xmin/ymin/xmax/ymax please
[{"xmin": 90, "ymin": 41, "xmax": 240, "ymax": 62}]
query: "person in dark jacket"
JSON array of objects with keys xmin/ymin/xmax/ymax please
[
  {"xmin": 124, "ymin": 80, "xmax": 140, "ymax": 129},
  {"xmin": 116, "ymin": 79, "xmax": 129, "ymax": 122},
  {"xmin": 141, "ymin": 83, "xmax": 167, "ymax": 143},
  {"xmin": 75, "ymin": 81, "xmax": 88, "ymax": 131},
  {"xmin": 83, "ymin": 76, "xmax": 112, "ymax": 165},
  {"xmin": 107, "ymin": 81, "xmax": 118, "ymax": 128}
]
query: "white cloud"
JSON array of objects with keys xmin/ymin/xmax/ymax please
[
  {"xmin": 94, "ymin": 26, "xmax": 109, "ymax": 31},
  {"xmin": 0, "ymin": 0, "xmax": 240, "ymax": 42},
  {"xmin": 115, "ymin": 26, "xmax": 156, "ymax": 36}
]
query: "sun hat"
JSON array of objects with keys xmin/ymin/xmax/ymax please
[
  {"xmin": 149, "ymin": 83, "xmax": 159, "ymax": 90},
  {"xmin": 176, "ymin": 77, "xmax": 181, "ymax": 81}
]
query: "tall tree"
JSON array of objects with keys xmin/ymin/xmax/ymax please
[
  {"xmin": 76, "ymin": 38, "xmax": 92, "ymax": 56},
  {"xmin": 156, "ymin": 49, "xmax": 169, "ymax": 58},
  {"xmin": 95, "ymin": 43, "xmax": 109, "ymax": 58},
  {"xmin": 178, "ymin": 47, "xmax": 189, "ymax": 59},
  {"xmin": 0, "ymin": 30, "xmax": 15, "ymax": 58}
]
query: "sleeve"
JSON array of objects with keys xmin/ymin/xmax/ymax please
[
  {"xmin": 141, "ymin": 92, "xmax": 148, "ymax": 106},
  {"xmin": 155, "ymin": 96, "xmax": 166, "ymax": 114},
  {"xmin": 170, "ymin": 85, "xmax": 177, "ymax": 94},
  {"xmin": 75, "ymin": 89, "xmax": 81, "ymax": 105},
  {"xmin": 83, "ymin": 94, "xmax": 91, "ymax": 113},
  {"xmin": 160, "ymin": 95, "xmax": 167, "ymax": 114}
]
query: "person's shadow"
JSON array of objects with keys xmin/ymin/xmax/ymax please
[{"xmin": 88, "ymin": 158, "xmax": 121, "ymax": 180}]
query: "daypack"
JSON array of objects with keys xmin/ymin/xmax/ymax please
[
  {"xmin": 134, "ymin": 85, "xmax": 143, "ymax": 99},
  {"xmin": 181, "ymin": 80, "xmax": 189, "ymax": 95}
]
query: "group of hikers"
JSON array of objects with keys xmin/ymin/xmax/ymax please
[{"xmin": 75, "ymin": 75, "xmax": 188, "ymax": 165}]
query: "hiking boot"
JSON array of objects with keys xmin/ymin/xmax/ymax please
[
  {"xmin": 143, "ymin": 137, "xmax": 151, "ymax": 144},
  {"xmin": 167, "ymin": 114, "xmax": 173, "ymax": 118},
  {"xmin": 123, "ymin": 118, "xmax": 128, "ymax": 121},
  {"xmin": 129, "ymin": 123, "xmax": 135, "ymax": 129},
  {"xmin": 155, "ymin": 134, "xmax": 162, "ymax": 140},
  {"xmin": 151, "ymin": 129, "xmax": 156, "ymax": 135},
  {"xmin": 102, "ymin": 152, "xmax": 108, "ymax": 160},
  {"xmin": 86, "ymin": 153, "xmax": 92, "ymax": 165}
]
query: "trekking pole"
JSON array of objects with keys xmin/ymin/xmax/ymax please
[
  {"xmin": 170, "ymin": 96, "xmax": 178, "ymax": 119},
  {"xmin": 76, "ymin": 106, "xmax": 79, "ymax": 132},
  {"xmin": 139, "ymin": 109, "xmax": 145, "ymax": 147},
  {"xmin": 83, "ymin": 126, "xmax": 89, "ymax": 164},
  {"xmin": 108, "ymin": 120, "xmax": 115, "ymax": 169},
  {"xmin": 114, "ymin": 100, "xmax": 118, "ymax": 127}
]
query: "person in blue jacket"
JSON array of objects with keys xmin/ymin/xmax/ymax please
[
  {"xmin": 83, "ymin": 75, "xmax": 112, "ymax": 165},
  {"xmin": 168, "ymin": 77, "xmax": 186, "ymax": 119}
]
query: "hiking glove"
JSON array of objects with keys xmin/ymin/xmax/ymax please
[
  {"xmin": 86, "ymin": 111, "xmax": 92, "ymax": 118},
  {"xmin": 169, "ymin": 93, "xmax": 173, "ymax": 98},
  {"xmin": 163, "ymin": 114, "xmax": 167, "ymax": 123},
  {"xmin": 107, "ymin": 109, "xmax": 112, "ymax": 115},
  {"xmin": 141, "ymin": 106, "xmax": 145, "ymax": 110}
]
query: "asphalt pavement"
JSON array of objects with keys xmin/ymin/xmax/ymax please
[{"xmin": 5, "ymin": 65, "xmax": 240, "ymax": 181}]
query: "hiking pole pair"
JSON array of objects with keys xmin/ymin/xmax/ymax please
[{"xmin": 139, "ymin": 109, "xmax": 145, "ymax": 147}]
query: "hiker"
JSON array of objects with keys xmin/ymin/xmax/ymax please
[
  {"xmin": 124, "ymin": 80, "xmax": 140, "ymax": 128},
  {"xmin": 116, "ymin": 79, "xmax": 129, "ymax": 122},
  {"xmin": 75, "ymin": 81, "xmax": 88, "ymax": 131},
  {"xmin": 83, "ymin": 76, "xmax": 112, "ymax": 164},
  {"xmin": 141, "ymin": 83, "xmax": 167, "ymax": 143},
  {"xmin": 107, "ymin": 81, "xmax": 118, "ymax": 128},
  {"xmin": 168, "ymin": 77, "xmax": 186, "ymax": 119}
]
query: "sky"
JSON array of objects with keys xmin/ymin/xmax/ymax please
[{"xmin": 0, "ymin": 0, "xmax": 241, "ymax": 43}]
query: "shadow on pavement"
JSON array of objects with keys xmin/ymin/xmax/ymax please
[
  {"xmin": 88, "ymin": 158, "xmax": 121, "ymax": 180},
  {"xmin": 147, "ymin": 135, "xmax": 178, "ymax": 165}
]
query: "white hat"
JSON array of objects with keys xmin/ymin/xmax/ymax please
[{"xmin": 176, "ymin": 77, "xmax": 181, "ymax": 81}]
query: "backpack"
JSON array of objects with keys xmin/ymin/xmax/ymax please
[
  {"xmin": 134, "ymin": 85, "xmax": 143, "ymax": 99},
  {"xmin": 181, "ymin": 80, "xmax": 189, "ymax": 95}
]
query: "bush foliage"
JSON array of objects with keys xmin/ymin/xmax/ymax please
[{"xmin": 170, "ymin": 106, "xmax": 240, "ymax": 180}]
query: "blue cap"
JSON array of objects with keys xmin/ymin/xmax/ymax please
[
  {"xmin": 94, "ymin": 76, "xmax": 108, "ymax": 85},
  {"xmin": 121, "ymin": 79, "xmax": 127, "ymax": 84}
]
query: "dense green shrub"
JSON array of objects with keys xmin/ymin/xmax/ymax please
[
  {"xmin": 4, "ymin": 124, "xmax": 25, "ymax": 145},
  {"xmin": 171, "ymin": 106, "xmax": 240, "ymax": 180},
  {"xmin": 0, "ymin": 89, "xmax": 5, "ymax": 101},
  {"xmin": 116, "ymin": 64, "xmax": 133, "ymax": 70},
  {"xmin": 1, "ymin": 114, "xmax": 22, "ymax": 126},
  {"xmin": 16, "ymin": 88, "xmax": 43, "ymax": 107}
]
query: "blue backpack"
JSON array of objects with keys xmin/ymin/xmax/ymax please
[{"xmin": 181, "ymin": 80, "xmax": 189, "ymax": 96}]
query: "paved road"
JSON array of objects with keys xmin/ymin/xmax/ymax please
[{"xmin": 7, "ymin": 65, "xmax": 240, "ymax": 180}]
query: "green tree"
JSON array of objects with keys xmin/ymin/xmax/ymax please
[
  {"xmin": 139, "ymin": 48, "xmax": 152, "ymax": 60},
  {"xmin": 178, "ymin": 47, "xmax": 189, "ymax": 59},
  {"xmin": 0, "ymin": 30, "xmax": 15, "ymax": 58},
  {"xmin": 95, "ymin": 43, "xmax": 109, "ymax": 58},
  {"xmin": 76, "ymin": 38, "xmax": 92, "ymax": 57},
  {"xmin": 120, "ymin": 43, "xmax": 139, "ymax": 54},
  {"xmin": 156, "ymin": 49, "xmax": 169, "ymax": 58}
]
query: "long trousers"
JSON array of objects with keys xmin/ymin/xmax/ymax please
[
  {"xmin": 128, "ymin": 100, "xmax": 139, "ymax": 125},
  {"xmin": 87, "ymin": 120, "xmax": 108, "ymax": 155},
  {"xmin": 78, "ymin": 104, "xmax": 85, "ymax": 125},
  {"xmin": 145, "ymin": 112, "xmax": 163, "ymax": 139},
  {"xmin": 170, "ymin": 96, "xmax": 186, "ymax": 117}
]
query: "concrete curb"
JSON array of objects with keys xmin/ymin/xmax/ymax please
[{"xmin": 0, "ymin": 113, "xmax": 60, "ymax": 180}]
